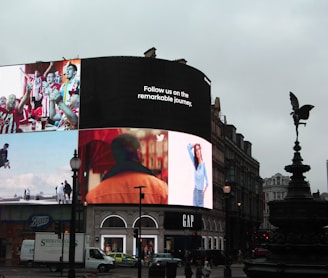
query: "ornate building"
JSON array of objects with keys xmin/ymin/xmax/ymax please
[
  {"xmin": 212, "ymin": 97, "xmax": 263, "ymax": 258},
  {"xmin": 261, "ymin": 173, "xmax": 290, "ymax": 231}
]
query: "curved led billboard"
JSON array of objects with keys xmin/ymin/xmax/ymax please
[{"xmin": 0, "ymin": 57, "xmax": 212, "ymax": 208}]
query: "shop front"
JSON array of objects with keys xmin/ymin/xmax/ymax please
[{"xmin": 163, "ymin": 211, "xmax": 202, "ymax": 260}]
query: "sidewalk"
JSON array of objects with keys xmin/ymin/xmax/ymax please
[
  {"xmin": 149, "ymin": 264, "xmax": 246, "ymax": 278},
  {"xmin": 94, "ymin": 264, "xmax": 247, "ymax": 278},
  {"xmin": 0, "ymin": 263, "xmax": 247, "ymax": 278}
]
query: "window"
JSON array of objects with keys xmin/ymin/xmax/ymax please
[
  {"xmin": 277, "ymin": 176, "xmax": 281, "ymax": 185},
  {"xmin": 101, "ymin": 216, "xmax": 126, "ymax": 228},
  {"xmin": 134, "ymin": 216, "xmax": 158, "ymax": 228},
  {"xmin": 227, "ymin": 166, "xmax": 235, "ymax": 182},
  {"xmin": 103, "ymin": 237, "xmax": 124, "ymax": 252},
  {"xmin": 90, "ymin": 249, "xmax": 102, "ymax": 259},
  {"xmin": 208, "ymin": 237, "xmax": 212, "ymax": 249}
]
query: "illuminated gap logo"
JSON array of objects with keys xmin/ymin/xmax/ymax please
[{"xmin": 28, "ymin": 215, "xmax": 53, "ymax": 230}]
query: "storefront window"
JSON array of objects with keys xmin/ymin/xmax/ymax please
[{"xmin": 103, "ymin": 237, "xmax": 123, "ymax": 252}]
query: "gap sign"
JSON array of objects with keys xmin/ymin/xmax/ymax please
[{"xmin": 164, "ymin": 212, "xmax": 201, "ymax": 230}]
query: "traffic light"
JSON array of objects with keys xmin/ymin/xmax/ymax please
[
  {"xmin": 191, "ymin": 231, "xmax": 201, "ymax": 249},
  {"xmin": 54, "ymin": 222, "xmax": 62, "ymax": 239},
  {"xmin": 133, "ymin": 228, "xmax": 139, "ymax": 238}
]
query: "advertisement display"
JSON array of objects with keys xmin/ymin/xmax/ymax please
[
  {"xmin": 80, "ymin": 57, "xmax": 211, "ymax": 142},
  {"xmin": 0, "ymin": 60, "xmax": 80, "ymax": 204},
  {"xmin": 0, "ymin": 56, "xmax": 212, "ymax": 208}
]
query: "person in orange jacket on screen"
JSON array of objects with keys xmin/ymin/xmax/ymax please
[{"xmin": 86, "ymin": 133, "xmax": 168, "ymax": 205}]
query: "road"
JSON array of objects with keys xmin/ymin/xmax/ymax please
[{"xmin": 0, "ymin": 264, "xmax": 247, "ymax": 277}]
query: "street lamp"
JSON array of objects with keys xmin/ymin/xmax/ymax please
[
  {"xmin": 68, "ymin": 150, "xmax": 81, "ymax": 278},
  {"xmin": 237, "ymin": 201, "xmax": 242, "ymax": 253},
  {"xmin": 134, "ymin": 185, "xmax": 145, "ymax": 278},
  {"xmin": 223, "ymin": 185, "xmax": 232, "ymax": 278}
]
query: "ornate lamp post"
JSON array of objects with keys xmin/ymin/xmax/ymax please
[
  {"xmin": 68, "ymin": 150, "xmax": 81, "ymax": 278},
  {"xmin": 223, "ymin": 185, "xmax": 232, "ymax": 278}
]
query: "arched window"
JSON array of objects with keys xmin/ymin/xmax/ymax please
[
  {"xmin": 207, "ymin": 219, "xmax": 212, "ymax": 231},
  {"xmin": 101, "ymin": 215, "xmax": 127, "ymax": 228},
  {"xmin": 213, "ymin": 221, "xmax": 218, "ymax": 232},
  {"xmin": 218, "ymin": 221, "xmax": 223, "ymax": 232},
  {"xmin": 133, "ymin": 215, "xmax": 158, "ymax": 228},
  {"xmin": 202, "ymin": 218, "xmax": 206, "ymax": 230}
]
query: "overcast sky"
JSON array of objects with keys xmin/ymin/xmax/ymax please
[{"xmin": 1, "ymin": 0, "xmax": 328, "ymax": 193}]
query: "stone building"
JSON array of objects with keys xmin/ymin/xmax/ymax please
[
  {"xmin": 261, "ymin": 173, "xmax": 290, "ymax": 231},
  {"xmin": 212, "ymin": 97, "xmax": 263, "ymax": 258}
]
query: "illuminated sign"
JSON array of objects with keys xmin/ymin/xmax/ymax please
[
  {"xmin": 164, "ymin": 212, "xmax": 202, "ymax": 230},
  {"xmin": 0, "ymin": 57, "xmax": 212, "ymax": 208}
]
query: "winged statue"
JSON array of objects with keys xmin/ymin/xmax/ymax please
[{"xmin": 289, "ymin": 92, "xmax": 314, "ymax": 140}]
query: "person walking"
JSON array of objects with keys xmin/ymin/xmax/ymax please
[
  {"xmin": 184, "ymin": 261, "xmax": 193, "ymax": 278},
  {"xmin": 56, "ymin": 183, "xmax": 65, "ymax": 204},
  {"xmin": 195, "ymin": 261, "xmax": 203, "ymax": 278},
  {"xmin": 64, "ymin": 180, "xmax": 72, "ymax": 202},
  {"xmin": 203, "ymin": 260, "xmax": 211, "ymax": 277}
]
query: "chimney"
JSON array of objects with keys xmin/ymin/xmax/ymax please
[
  {"xmin": 173, "ymin": 58, "xmax": 187, "ymax": 64},
  {"xmin": 144, "ymin": 47, "xmax": 157, "ymax": 58}
]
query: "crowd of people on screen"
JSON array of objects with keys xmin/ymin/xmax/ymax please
[{"xmin": 0, "ymin": 61, "xmax": 80, "ymax": 134}]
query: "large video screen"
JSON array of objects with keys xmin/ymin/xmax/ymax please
[
  {"xmin": 0, "ymin": 57, "xmax": 212, "ymax": 208},
  {"xmin": 79, "ymin": 128, "xmax": 212, "ymax": 208},
  {"xmin": 80, "ymin": 57, "xmax": 211, "ymax": 142}
]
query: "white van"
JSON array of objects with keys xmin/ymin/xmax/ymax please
[
  {"xmin": 19, "ymin": 239, "xmax": 34, "ymax": 267},
  {"xmin": 21, "ymin": 233, "xmax": 115, "ymax": 273}
]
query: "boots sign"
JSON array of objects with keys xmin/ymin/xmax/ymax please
[
  {"xmin": 27, "ymin": 214, "xmax": 52, "ymax": 230},
  {"xmin": 164, "ymin": 212, "xmax": 201, "ymax": 230}
]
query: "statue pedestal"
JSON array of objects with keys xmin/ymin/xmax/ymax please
[
  {"xmin": 244, "ymin": 141, "xmax": 328, "ymax": 277},
  {"xmin": 245, "ymin": 199, "xmax": 328, "ymax": 277}
]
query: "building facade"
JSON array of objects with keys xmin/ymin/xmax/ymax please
[
  {"xmin": 261, "ymin": 173, "xmax": 290, "ymax": 231},
  {"xmin": 212, "ymin": 97, "xmax": 263, "ymax": 258},
  {"xmin": 223, "ymin": 123, "xmax": 263, "ymax": 256}
]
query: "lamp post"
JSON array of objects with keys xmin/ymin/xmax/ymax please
[
  {"xmin": 223, "ymin": 185, "xmax": 232, "ymax": 278},
  {"xmin": 134, "ymin": 186, "xmax": 145, "ymax": 278},
  {"xmin": 237, "ymin": 201, "xmax": 242, "ymax": 252},
  {"xmin": 68, "ymin": 150, "xmax": 81, "ymax": 278}
]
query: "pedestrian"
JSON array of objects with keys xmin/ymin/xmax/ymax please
[
  {"xmin": 195, "ymin": 261, "xmax": 202, "ymax": 278},
  {"xmin": 203, "ymin": 260, "xmax": 211, "ymax": 277},
  {"xmin": 64, "ymin": 180, "xmax": 72, "ymax": 202},
  {"xmin": 25, "ymin": 188, "xmax": 30, "ymax": 201},
  {"xmin": 238, "ymin": 249, "xmax": 243, "ymax": 263},
  {"xmin": 57, "ymin": 183, "xmax": 65, "ymax": 204},
  {"xmin": 184, "ymin": 261, "xmax": 193, "ymax": 278}
]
